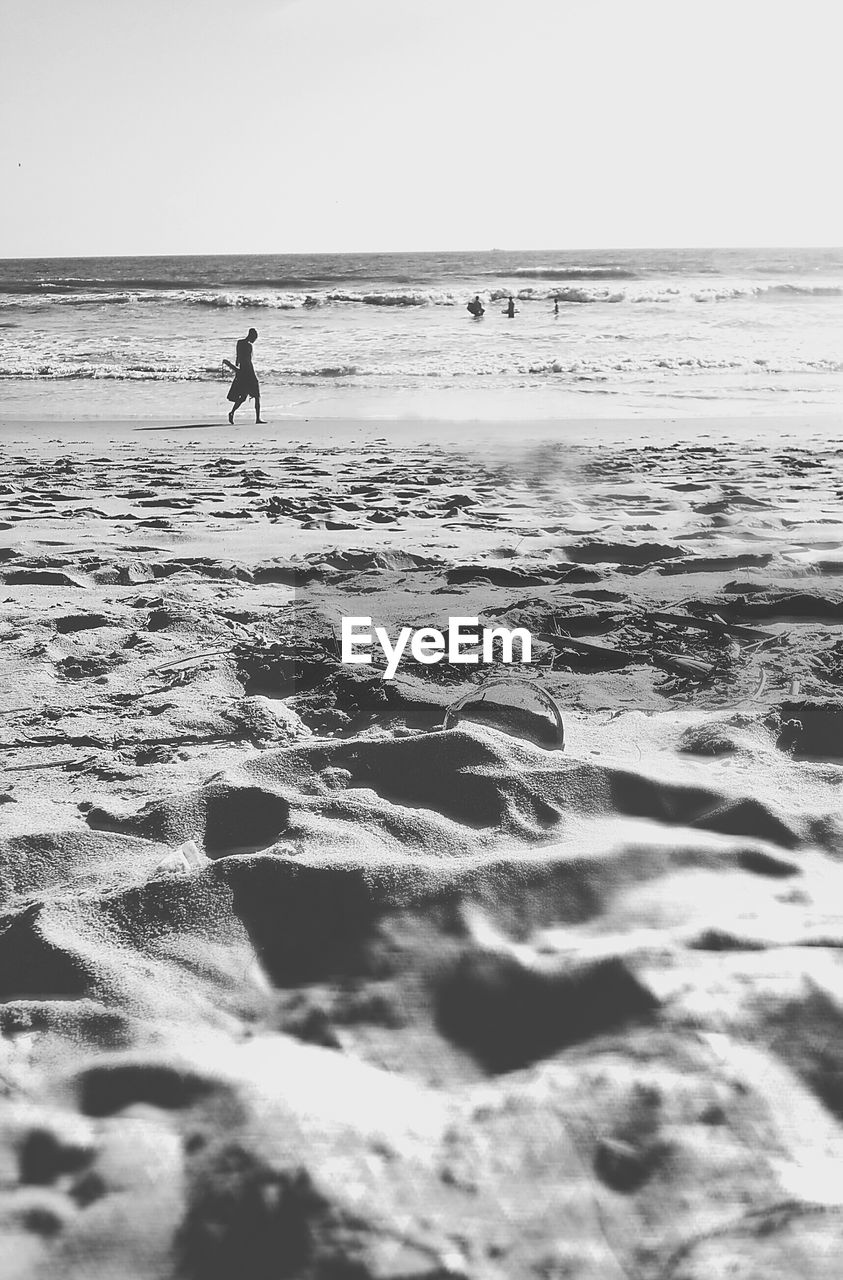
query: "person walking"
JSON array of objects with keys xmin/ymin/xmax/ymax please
[{"xmin": 227, "ymin": 328, "xmax": 265, "ymax": 424}]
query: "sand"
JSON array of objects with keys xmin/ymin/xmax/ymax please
[{"xmin": 1, "ymin": 412, "xmax": 843, "ymax": 1278}]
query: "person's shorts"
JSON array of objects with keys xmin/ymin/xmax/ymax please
[{"xmin": 227, "ymin": 369, "xmax": 260, "ymax": 402}]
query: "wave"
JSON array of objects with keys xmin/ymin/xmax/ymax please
[
  {"xmin": 500, "ymin": 266, "xmax": 639, "ymax": 281},
  {"xmin": 0, "ymin": 365, "xmax": 212, "ymax": 382},
  {"xmin": 185, "ymin": 288, "xmax": 460, "ymax": 308},
  {"xmin": 326, "ymin": 291, "xmax": 435, "ymax": 307},
  {"xmin": 759, "ymin": 282, "xmax": 843, "ymax": 298},
  {"xmin": 0, "ymin": 362, "xmax": 365, "ymax": 382},
  {"xmin": 680, "ymin": 282, "xmax": 843, "ymax": 303},
  {"xmin": 0, "ymin": 291, "xmax": 140, "ymax": 308},
  {"xmin": 5, "ymin": 278, "xmax": 843, "ymax": 313},
  {"xmin": 526, "ymin": 355, "xmax": 843, "ymax": 376},
  {"xmin": 0, "ymin": 287, "xmax": 463, "ymax": 311},
  {"xmin": 489, "ymin": 285, "xmax": 629, "ymax": 304},
  {"xmin": 4, "ymin": 351, "xmax": 843, "ymax": 385},
  {"xmin": 0, "ymin": 277, "xmax": 225, "ymax": 294},
  {"xmin": 186, "ymin": 291, "xmax": 303, "ymax": 311},
  {"xmin": 495, "ymin": 280, "xmax": 843, "ymax": 305},
  {"xmin": 0, "ymin": 271, "xmax": 456, "ymax": 294}
]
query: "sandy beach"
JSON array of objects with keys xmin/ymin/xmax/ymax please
[
  {"xmin": 6, "ymin": 0, "xmax": 843, "ymax": 1267},
  {"xmin": 1, "ymin": 410, "xmax": 842, "ymax": 1277}
]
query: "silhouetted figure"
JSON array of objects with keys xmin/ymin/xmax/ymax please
[
  {"xmin": 505, "ymin": 297, "xmax": 516, "ymax": 318},
  {"xmin": 227, "ymin": 328, "xmax": 265, "ymax": 424},
  {"xmin": 554, "ymin": 297, "xmax": 560, "ymax": 316},
  {"xmin": 467, "ymin": 295, "xmax": 485, "ymax": 318}
]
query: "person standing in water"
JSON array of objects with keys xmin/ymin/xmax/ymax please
[
  {"xmin": 227, "ymin": 327, "xmax": 265, "ymax": 424},
  {"xmin": 505, "ymin": 296, "xmax": 516, "ymax": 318}
]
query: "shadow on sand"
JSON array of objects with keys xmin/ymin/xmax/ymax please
[{"xmin": 134, "ymin": 423, "xmax": 222, "ymax": 432}]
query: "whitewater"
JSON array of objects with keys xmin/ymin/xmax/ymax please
[{"xmin": 1, "ymin": 247, "xmax": 842, "ymax": 419}]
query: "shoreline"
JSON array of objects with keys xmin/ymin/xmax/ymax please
[
  {"xmin": 4, "ymin": 368, "xmax": 843, "ymax": 431},
  {"xmin": 3, "ymin": 409, "xmax": 843, "ymax": 449}
]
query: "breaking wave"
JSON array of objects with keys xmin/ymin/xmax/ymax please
[
  {"xmin": 494, "ymin": 281, "xmax": 843, "ymax": 305},
  {"xmin": 0, "ymin": 364, "xmax": 215, "ymax": 382},
  {"xmin": 0, "ymin": 360, "xmax": 368, "ymax": 382},
  {"xmin": 501, "ymin": 266, "xmax": 639, "ymax": 281},
  {"xmin": 526, "ymin": 355, "xmax": 843, "ymax": 376},
  {"xmin": 0, "ymin": 287, "xmax": 461, "ymax": 311},
  {"xmin": 4, "ymin": 353, "xmax": 843, "ymax": 385},
  {"xmin": 4, "ymin": 279, "xmax": 842, "ymax": 312}
]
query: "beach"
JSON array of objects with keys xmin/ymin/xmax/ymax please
[
  {"xmin": 6, "ymin": 0, "xmax": 843, "ymax": 1262},
  {"xmin": 1, "ymin": 406, "xmax": 842, "ymax": 1277}
]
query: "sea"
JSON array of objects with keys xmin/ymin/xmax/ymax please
[{"xmin": 1, "ymin": 247, "xmax": 842, "ymax": 420}]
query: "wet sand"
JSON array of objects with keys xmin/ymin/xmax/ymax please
[{"xmin": 1, "ymin": 413, "xmax": 843, "ymax": 1278}]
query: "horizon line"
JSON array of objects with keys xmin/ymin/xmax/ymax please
[{"xmin": 3, "ymin": 243, "xmax": 843, "ymax": 264}]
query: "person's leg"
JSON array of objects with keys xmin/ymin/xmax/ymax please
[
  {"xmin": 229, "ymin": 394, "xmax": 248, "ymax": 424},
  {"xmin": 255, "ymin": 385, "xmax": 265, "ymax": 424}
]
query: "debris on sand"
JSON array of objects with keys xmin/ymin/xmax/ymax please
[{"xmin": 443, "ymin": 678, "xmax": 565, "ymax": 748}]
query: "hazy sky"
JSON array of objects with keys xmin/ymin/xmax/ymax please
[{"xmin": 2, "ymin": 0, "xmax": 842, "ymax": 257}]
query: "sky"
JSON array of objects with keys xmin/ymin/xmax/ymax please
[{"xmin": 2, "ymin": 0, "xmax": 842, "ymax": 257}]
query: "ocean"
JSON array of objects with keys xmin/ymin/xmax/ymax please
[{"xmin": 1, "ymin": 247, "xmax": 842, "ymax": 420}]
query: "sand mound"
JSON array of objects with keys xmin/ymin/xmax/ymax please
[{"xmin": 72, "ymin": 725, "xmax": 809, "ymax": 862}]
